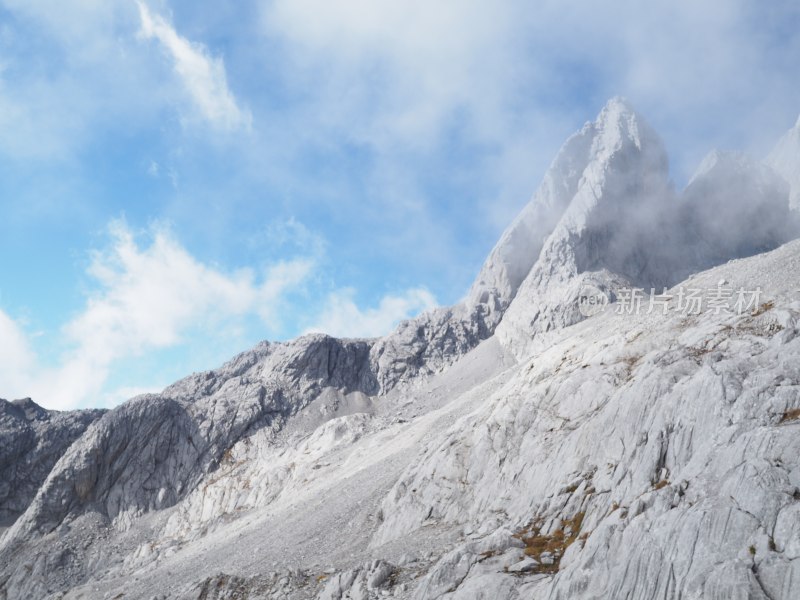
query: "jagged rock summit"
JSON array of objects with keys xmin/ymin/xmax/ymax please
[
  {"xmin": 494, "ymin": 97, "xmax": 675, "ymax": 356},
  {"xmin": 468, "ymin": 97, "xmax": 667, "ymax": 322},
  {"xmin": 767, "ymin": 115, "xmax": 800, "ymax": 210},
  {"xmin": 2, "ymin": 99, "xmax": 800, "ymax": 599},
  {"xmin": 490, "ymin": 98, "xmax": 797, "ymax": 356}
]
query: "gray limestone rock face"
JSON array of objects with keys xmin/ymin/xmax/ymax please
[
  {"xmin": 0, "ymin": 398, "xmax": 105, "ymax": 527},
  {"xmin": 497, "ymin": 98, "xmax": 800, "ymax": 358},
  {"xmin": 369, "ymin": 305, "xmax": 486, "ymax": 392},
  {"xmin": 375, "ymin": 240, "xmax": 800, "ymax": 599},
  {"xmin": 3, "ymin": 98, "xmax": 800, "ymax": 600},
  {"xmin": 0, "ymin": 334, "xmax": 380, "ymax": 595}
]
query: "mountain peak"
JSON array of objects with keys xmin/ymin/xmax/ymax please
[
  {"xmin": 766, "ymin": 114, "xmax": 800, "ymax": 211},
  {"xmin": 492, "ymin": 99, "xmax": 673, "ymax": 356},
  {"xmin": 599, "ymin": 95, "xmax": 637, "ymax": 115},
  {"xmin": 466, "ymin": 98, "xmax": 665, "ymax": 331},
  {"xmin": 599, "ymin": 95, "xmax": 637, "ymax": 118},
  {"xmin": 688, "ymin": 149, "xmax": 749, "ymax": 185},
  {"xmin": 594, "ymin": 96, "xmax": 650, "ymax": 152}
]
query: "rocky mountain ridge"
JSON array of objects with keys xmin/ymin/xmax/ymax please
[
  {"xmin": 0, "ymin": 398, "xmax": 105, "ymax": 529},
  {"xmin": 2, "ymin": 98, "xmax": 800, "ymax": 599}
]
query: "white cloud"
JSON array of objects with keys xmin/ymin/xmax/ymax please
[
  {"xmin": 1, "ymin": 220, "xmax": 312, "ymax": 409},
  {"xmin": 262, "ymin": 0, "xmax": 800, "ymax": 223},
  {"xmin": 137, "ymin": 1, "xmax": 251, "ymax": 131},
  {"xmin": 69, "ymin": 222, "xmax": 266, "ymax": 352},
  {"xmin": 0, "ymin": 220, "xmax": 437, "ymax": 408},
  {"xmin": 264, "ymin": 0, "xmax": 523, "ymax": 147},
  {"xmin": 260, "ymin": 0, "xmax": 560, "ymax": 271},
  {"xmin": 304, "ymin": 287, "xmax": 437, "ymax": 339},
  {"xmin": 0, "ymin": 0, "xmax": 251, "ymax": 162},
  {"xmin": 0, "ymin": 309, "xmax": 35, "ymax": 398}
]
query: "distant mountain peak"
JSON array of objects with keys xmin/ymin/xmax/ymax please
[
  {"xmin": 493, "ymin": 98, "xmax": 674, "ymax": 355},
  {"xmin": 766, "ymin": 114, "xmax": 800, "ymax": 211}
]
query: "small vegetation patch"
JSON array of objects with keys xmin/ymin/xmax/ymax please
[
  {"xmin": 685, "ymin": 345, "xmax": 713, "ymax": 362},
  {"xmin": 752, "ymin": 301, "xmax": 775, "ymax": 317},
  {"xmin": 622, "ymin": 355, "xmax": 640, "ymax": 368},
  {"xmin": 780, "ymin": 409, "xmax": 800, "ymax": 423},
  {"xmin": 513, "ymin": 512, "xmax": 585, "ymax": 574}
]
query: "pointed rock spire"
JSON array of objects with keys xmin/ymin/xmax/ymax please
[
  {"xmin": 467, "ymin": 97, "xmax": 667, "ymax": 331},
  {"xmin": 492, "ymin": 99, "xmax": 672, "ymax": 356}
]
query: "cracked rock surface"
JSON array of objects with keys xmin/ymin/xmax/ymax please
[{"xmin": 3, "ymin": 98, "xmax": 800, "ymax": 599}]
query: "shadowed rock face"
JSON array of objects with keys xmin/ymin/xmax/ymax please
[
  {"xmin": 4, "ymin": 335, "xmax": 379, "ymax": 541},
  {"xmin": 681, "ymin": 150, "xmax": 799, "ymax": 274},
  {"xmin": 767, "ymin": 117, "xmax": 800, "ymax": 211},
  {"xmin": 0, "ymin": 398, "xmax": 105, "ymax": 527},
  {"xmin": 2, "ymin": 98, "xmax": 800, "ymax": 600}
]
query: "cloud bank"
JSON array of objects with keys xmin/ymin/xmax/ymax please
[{"xmin": 264, "ymin": 0, "xmax": 800, "ymax": 193}]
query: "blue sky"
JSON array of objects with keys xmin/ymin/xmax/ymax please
[{"xmin": 1, "ymin": 0, "xmax": 799, "ymax": 409}]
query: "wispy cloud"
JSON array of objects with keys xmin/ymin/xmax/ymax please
[
  {"xmin": 0, "ymin": 219, "xmax": 437, "ymax": 409},
  {"xmin": 136, "ymin": 1, "xmax": 251, "ymax": 131},
  {"xmin": 1, "ymin": 220, "xmax": 311, "ymax": 409},
  {"xmin": 304, "ymin": 287, "xmax": 437, "ymax": 339}
]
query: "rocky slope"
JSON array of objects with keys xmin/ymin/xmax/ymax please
[
  {"xmin": 2, "ymin": 98, "xmax": 800, "ymax": 599},
  {"xmin": 378, "ymin": 242, "xmax": 800, "ymax": 599},
  {"xmin": 0, "ymin": 398, "xmax": 104, "ymax": 529}
]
